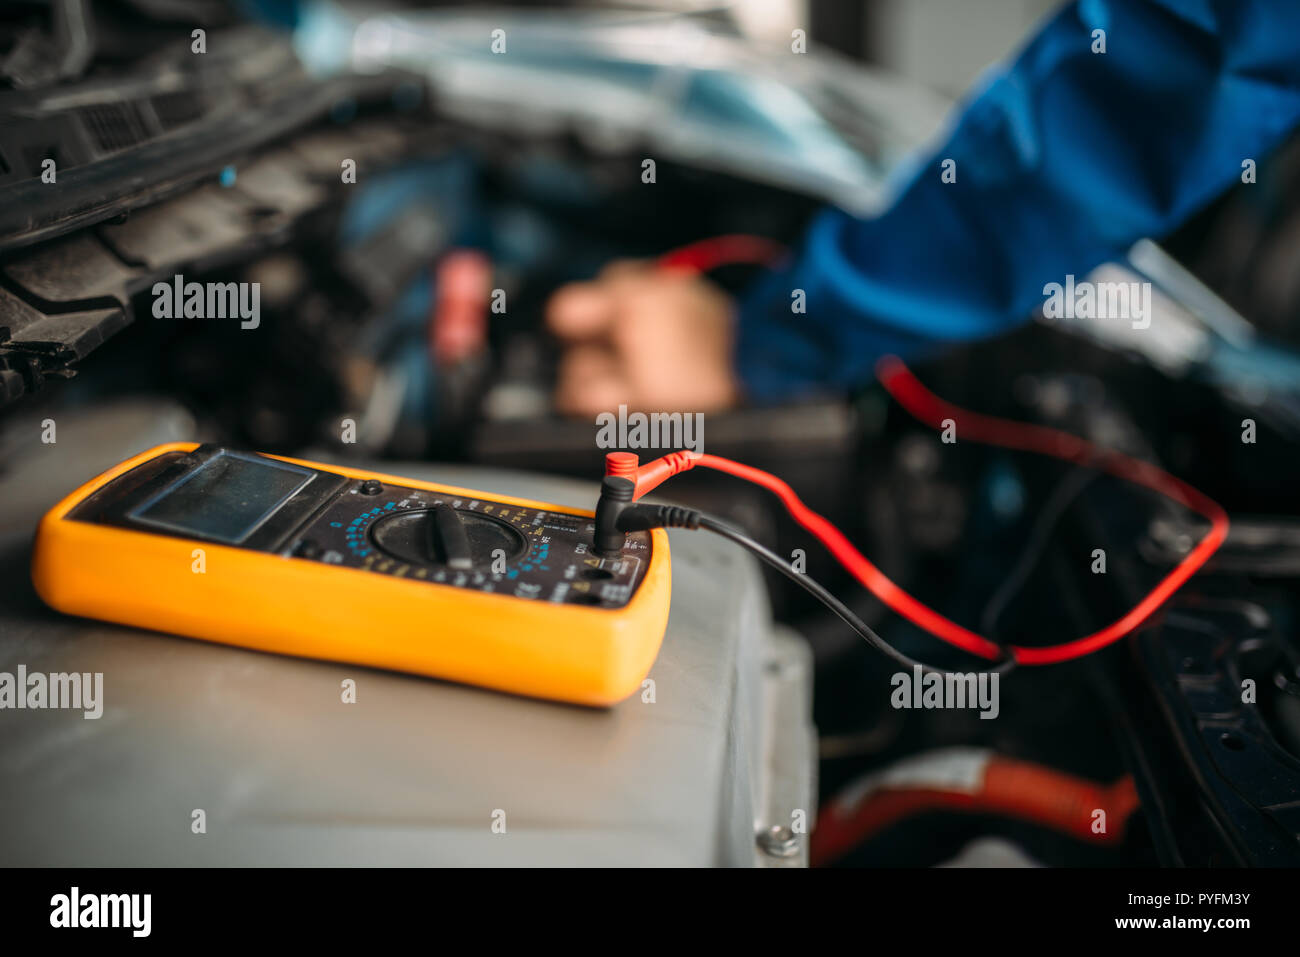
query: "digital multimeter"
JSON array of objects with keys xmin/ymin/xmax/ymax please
[{"xmin": 31, "ymin": 443, "xmax": 671, "ymax": 706}]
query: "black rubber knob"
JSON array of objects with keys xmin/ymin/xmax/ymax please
[{"xmin": 370, "ymin": 507, "xmax": 526, "ymax": 569}]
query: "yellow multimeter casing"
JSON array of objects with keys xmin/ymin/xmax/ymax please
[{"xmin": 31, "ymin": 443, "xmax": 671, "ymax": 706}]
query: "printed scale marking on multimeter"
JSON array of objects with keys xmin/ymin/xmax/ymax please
[{"xmin": 32, "ymin": 443, "xmax": 672, "ymax": 706}]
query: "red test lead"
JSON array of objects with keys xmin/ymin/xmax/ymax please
[{"xmin": 605, "ymin": 359, "xmax": 1228, "ymax": 666}]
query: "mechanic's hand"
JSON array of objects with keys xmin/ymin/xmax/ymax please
[{"xmin": 546, "ymin": 260, "xmax": 740, "ymax": 417}]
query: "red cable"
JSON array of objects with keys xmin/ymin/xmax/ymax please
[
  {"xmin": 703, "ymin": 363, "xmax": 1232, "ymax": 663},
  {"xmin": 693, "ymin": 361, "xmax": 1230, "ymax": 664},
  {"xmin": 811, "ymin": 755, "xmax": 1141, "ymax": 865},
  {"xmin": 655, "ymin": 234, "xmax": 788, "ymax": 274},
  {"xmin": 631, "ymin": 235, "xmax": 1231, "ymax": 665},
  {"xmin": 693, "ymin": 451, "xmax": 999, "ymax": 661},
  {"xmin": 875, "ymin": 358, "xmax": 1230, "ymax": 663}
]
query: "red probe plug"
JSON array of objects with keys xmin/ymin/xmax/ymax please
[{"xmin": 604, "ymin": 451, "xmax": 701, "ymax": 500}]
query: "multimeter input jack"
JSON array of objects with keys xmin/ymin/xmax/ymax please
[{"xmin": 593, "ymin": 475, "xmax": 701, "ymax": 559}]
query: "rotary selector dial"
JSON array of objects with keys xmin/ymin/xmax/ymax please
[
  {"xmin": 299, "ymin": 482, "xmax": 651, "ymax": 607},
  {"xmin": 370, "ymin": 505, "xmax": 527, "ymax": 569}
]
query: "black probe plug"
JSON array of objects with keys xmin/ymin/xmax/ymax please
[{"xmin": 592, "ymin": 476, "xmax": 701, "ymax": 558}]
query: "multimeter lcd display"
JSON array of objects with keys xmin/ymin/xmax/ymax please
[{"xmin": 128, "ymin": 451, "xmax": 314, "ymax": 544}]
